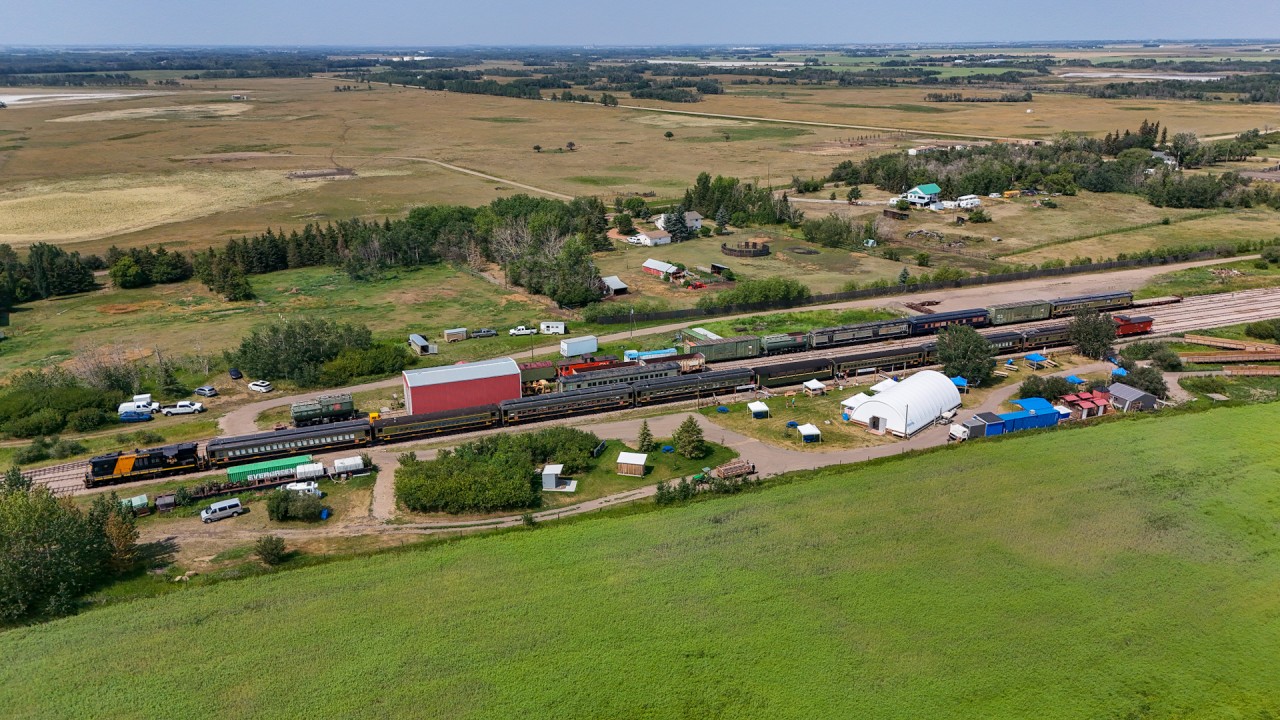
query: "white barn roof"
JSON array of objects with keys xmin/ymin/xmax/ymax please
[
  {"xmin": 601, "ymin": 275, "xmax": 628, "ymax": 291},
  {"xmin": 643, "ymin": 259, "xmax": 677, "ymax": 274},
  {"xmin": 403, "ymin": 357, "xmax": 520, "ymax": 388},
  {"xmin": 617, "ymin": 452, "xmax": 648, "ymax": 465},
  {"xmin": 848, "ymin": 370, "xmax": 962, "ymax": 436}
]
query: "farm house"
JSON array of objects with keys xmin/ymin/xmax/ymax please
[
  {"xmin": 655, "ymin": 211, "xmax": 704, "ymax": 232},
  {"xmin": 845, "ymin": 370, "xmax": 961, "ymax": 437},
  {"xmin": 905, "ymin": 183, "xmax": 942, "ymax": 207},
  {"xmin": 402, "ymin": 358, "xmax": 522, "ymax": 415},
  {"xmin": 636, "ymin": 229, "xmax": 671, "ymax": 247}
]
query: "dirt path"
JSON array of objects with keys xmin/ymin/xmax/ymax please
[
  {"xmin": 610, "ymin": 103, "xmax": 1029, "ymax": 143},
  {"xmin": 217, "ymin": 253, "xmax": 1246, "ymax": 437},
  {"xmin": 284, "ymin": 152, "xmax": 574, "ymax": 200}
]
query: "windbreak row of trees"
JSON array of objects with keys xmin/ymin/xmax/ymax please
[
  {"xmin": 679, "ymin": 172, "xmax": 804, "ymax": 228},
  {"xmin": 826, "ymin": 124, "xmax": 1276, "ymax": 210},
  {"xmin": 0, "ymin": 243, "xmax": 97, "ymax": 307},
  {"xmin": 196, "ymin": 194, "xmax": 610, "ymax": 307}
]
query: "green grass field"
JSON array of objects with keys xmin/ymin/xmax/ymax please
[
  {"xmin": 1137, "ymin": 258, "xmax": 1280, "ymax": 298},
  {"xmin": 4, "ymin": 403, "xmax": 1280, "ymax": 718}
]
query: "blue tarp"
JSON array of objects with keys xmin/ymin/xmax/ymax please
[
  {"xmin": 1011, "ymin": 397, "xmax": 1055, "ymax": 414},
  {"xmin": 1025, "ymin": 353, "xmax": 1048, "ymax": 363},
  {"xmin": 1066, "ymin": 375, "xmax": 1085, "ymax": 384},
  {"xmin": 951, "ymin": 376, "xmax": 968, "ymax": 388},
  {"xmin": 1112, "ymin": 367, "xmax": 1129, "ymax": 376}
]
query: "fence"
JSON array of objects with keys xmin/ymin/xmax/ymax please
[{"xmin": 589, "ymin": 250, "xmax": 1221, "ymax": 325}]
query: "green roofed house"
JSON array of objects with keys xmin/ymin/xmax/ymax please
[
  {"xmin": 226, "ymin": 455, "xmax": 314, "ymax": 485},
  {"xmin": 906, "ymin": 183, "xmax": 942, "ymax": 207}
]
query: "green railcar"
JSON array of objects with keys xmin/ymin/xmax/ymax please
[
  {"xmin": 987, "ymin": 300, "xmax": 1051, "ymax": 326},
  {"xmin": 682, "ymin": 335, "xmax": 760, "ymax": 363}
]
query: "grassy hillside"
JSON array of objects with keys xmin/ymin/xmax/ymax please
[{"xmin": 3, "ymin": 405, "xmax": 1280, "ymax": 718}]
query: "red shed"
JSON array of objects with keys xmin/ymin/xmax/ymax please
[{"xmin": 402, "ymin": 357, "xmax": 521, "ymax": 415}]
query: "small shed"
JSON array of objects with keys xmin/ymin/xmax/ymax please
[
  {"xmin": 803, "ymin": 379, "xmax": 826, "ymax": 396},
  {"xmin": 408, "ymin": 334, "xmax": 438, "ymax": 356},
  {"xmin": 155, "ymin": 493, "xmax": 176, "ymax": 514},
  {"xmin": 796, "ymin": 423, "xmax": 822, "ymax": 443},
  {"xmin": 747, "ymin": 401, "xmax": 770, "ymax": 419},
  {"xmin": 617, "ymin": 451, "xmax": 648, "ymax": 477},
  {"xmin": 601, "ymin": 275, "xmax": 628, "ymax": 296},
  {"xmin": 540, "ymin": 461, "xmax": 560, "ymax": 489},
  {"xmin": 121, "ymin": 494, "xmax": 150, "ymax": 516},
  {"xmin": 1109, "ymin": 383, "xmax": 1157, "ymax": 412}
]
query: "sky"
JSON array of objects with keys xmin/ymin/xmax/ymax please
[{"xmin": 4, "ymin": 0, "xmax": 1280, "ymax": 47}]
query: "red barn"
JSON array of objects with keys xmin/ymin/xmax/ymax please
[{"xmin": 402, "ymin": 357, "xmax": 521, "ymax": 415}]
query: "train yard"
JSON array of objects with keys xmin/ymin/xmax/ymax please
[{"xmin": 26, "ymin": 286, "xmax": 1280, "ymax": 499}]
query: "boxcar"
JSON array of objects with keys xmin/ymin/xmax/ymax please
[
  {"xmin": 906, "ymin": 308, "xmax": 989, "ymax": 335},
  {"xmin": 987, "ymin": 300, "xmax": 1052, "ymax": 326},
  {"xmin": 1048, "ymin": 291, "xmax": 1133, "ymax": 317},
  {"xmin": 372, "ymin": 405, "xmax": 501, "ymax": 443},
  {"xmin": 761, "ymin": 332, "xmax": 808, "ymax": 356},
  {"xmin": 683, "ymin": 335, "xmax": 761, "ymax": 363},
  {"xmin": 558, "ymin": 361, "xmax": 679, "ymax": 392},
  {"xmin": 85, "ymin": 442, "xmax": 203, "ymax": 488},
  {"xmin": 633, "ymin": 368, "xmax": 755, "ymax": 405},
  {"xmin": 205, "ymin": 419, "xmax": 373, "ymax": 466},
  {"xmin": 500, "ymin": 384, "xmax": 633, "ymax": 424},
  {"xmin": 809, "ymin": 318, "xmax": 910, "ymax": 349},
  {"xmin": 831, "ymin": 345, "xmax": 931, "ymax": 377},
  {"xmin": 751, "ymin": 357, "xmax": 834, "ymax": 387}
]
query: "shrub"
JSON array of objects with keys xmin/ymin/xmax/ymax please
[
  {"xmin": 14, "ymin": 441, "xmax": 50, "ymax": 465},
  {"xmin": 968, "ymin": 208, "xmax": 992, "ymax": 223},
  {"xmin": 6, "ymin": 408, "xmax": 67, "ymax": 439},
  {"xmin": 1253, "ymin": 259, "xmax": 1270, "ymax": 270},
  {"xmin": 695, "ymin": 277, "xmax": 811, "ymax": 311},
  {"xmin": 50, "ymin": 438, "xmax": 86, "ymax": 459},
  {"xmin": 1244, "ymin": 320, "xmax": 1280, "ymax": 341},
  {"xmin": 1150, "ymin": 347, "xmax": 1183, "ymax": 372},
  {"xmin": 255, "ymin": 535, "xmax": 287, "ymax": 566},
  {"xmin": 1262, "ymin": 246, "xmax": 1280, "ymax": 264},
  {"xmin": 66, "ymin": 408, "xmax": 110, "ymax": 433},
  {"xmin": 266, "ymin": 489, "xmax": 325, "ymax": 522}
]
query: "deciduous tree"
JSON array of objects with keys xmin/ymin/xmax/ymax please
[
  {"xmin": 1068, "ymin": 310, "xmax": 1117, "ymax": 359},
  {"xmin": 937, "ymin": 325, "xmax": 994, "ymax": 386}
]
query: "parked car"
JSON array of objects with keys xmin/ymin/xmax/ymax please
[
  {"xmin": 248, "ymin": 380, "xmax": 274, "ymax": 393},
  {"xmin": 161, "ymin": 401, "xmax": 206, "ymax": 416},
  {"xmin": 194, "ymin": 386, "xmax": 218, "ymax": 397},
  {"xmin": 509, "ymin": 326, "xmax": 539, "ymax": 336},
  {"xmin": 200, "ymin": 498, "xmax": 244, "ymax": 523},
  {"xmin": 471, "ymin": 328, "xmax": 497, "ymax": 339},
  {"xmin": 118, "ymin": 410, "xmax": 153, "ymax": 423},
  {"xmin": 229, "ymin": 367, "xmax": 244, "ymax": 380}
]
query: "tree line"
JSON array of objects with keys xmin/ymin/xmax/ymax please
[
  {"xmin": 0, "ymin": 243, "xmax": 97, "ymax": 308},
  {"xmin": 923, "ymin": 92, "xmax": 1032, "ymax": 103}
]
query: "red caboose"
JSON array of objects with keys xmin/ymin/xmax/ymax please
[{"xmin": 1113, "ymin": 314, "xmax": 1153, "ymax": 337}]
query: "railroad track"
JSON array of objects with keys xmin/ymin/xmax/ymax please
[{"xmin": 27, "ymin": 287, "xmax": 1280, "ymax": 496}]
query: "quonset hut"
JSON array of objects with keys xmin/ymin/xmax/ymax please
[
  {"xmin": 402, "ymin": 358, "xmax": 522, "ymax": 415},
  {"xmin": 843, "ymin": 369, "xmax": 961, "ymax": 437}
]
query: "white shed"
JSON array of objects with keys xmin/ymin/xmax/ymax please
[
  {"xmin": 617, "ymin": 452, "xmax": 648, "ymax": 477},
  {"xmin": 542, "ymin": 464, "xmax": 564, "ymax": 490},
  {"xmin": 847, "ymin": 369, "xmax": 962, "ymax": 437}
]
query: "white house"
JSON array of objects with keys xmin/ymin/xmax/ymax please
[
  {"xmin": 654, "ymin": 211, "xmax": 703, "ymax": 232},
  {"xmin": 905, "ymin": 183, "xmax": 942, "ymax": 207},
  {"xmin": 957, "ymin": 194, "xmax": 982, "ymax": 209},
  {"xmin": 636, "ymin": 228, "xmax": 672, "ymax": 246}
]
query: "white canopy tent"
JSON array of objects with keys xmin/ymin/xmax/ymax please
[
  {"xmin": 870, "ymin": 377, "xmax": 899, "ymax": 394},
  {"xmin": 747, "ymin": 401, "xmax": 770, "ymax": 418},
  {"xmin": 796, "ymin": 423, "xmax": 822, "ymax": 442},
  {"xmin": 847, "ymin": 370, "xmax": 962, "ymax": 437},
  {"xmin": 803, "ymin": 379, "xmax": 826, "ymax": 395}
]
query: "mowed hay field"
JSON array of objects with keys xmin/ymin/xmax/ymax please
[
  {"xmin": 5, "ymin": 404, "xmax": 1280, "ymax": 718},
  {"xmin": 0, "ymin": 264, "xmax": 558, "ymax": 375}
]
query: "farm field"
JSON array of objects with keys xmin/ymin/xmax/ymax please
[
  {"xmin": 4, "ymin": 403, "xmax": 1280, "ymax": 717},
  {"xmin": 0, "ymin": 263, "xmax": 558, "ymax": 376}
]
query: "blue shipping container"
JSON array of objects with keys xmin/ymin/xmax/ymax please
[
  {"xmin": 624, "ymin": 348, "xmax": 678, "ymax": 361},
  {"xmin": 996, "ymin": 409, "xmax": 1060, "ymax": 433}
]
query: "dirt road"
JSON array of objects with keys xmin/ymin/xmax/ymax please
[{"xmin": 218, "ymin": 253, "xmax": 1244, "ymax": 436}]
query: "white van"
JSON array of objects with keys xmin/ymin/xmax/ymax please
[
  {"xmin": 200, "ymin": 498, "xmax": 244, "ymax": 523},
  {"xmin": 540, "ymin": 321, "xmax": 567, "ymax": 335}
]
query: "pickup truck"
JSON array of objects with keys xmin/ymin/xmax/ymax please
[
  {"xmin": 509, "ymin": 326, "xmax": 539, "ymax": 336},
  {"xmin": 161, "ymin": 401, "xmax": 206, "ymax": 416}
]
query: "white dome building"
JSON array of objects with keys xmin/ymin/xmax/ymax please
[{"xmin": 844, "ymin": 370, "xmax": 962, "ymax": 437}]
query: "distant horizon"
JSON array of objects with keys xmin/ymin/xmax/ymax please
[
  {"xmin": 5, "ymin": 0, "xmax": 1280, "ymax": 47},
  {"xmin": 5, "ymin": 38, "xmax": 1280, "ymax": 51}
]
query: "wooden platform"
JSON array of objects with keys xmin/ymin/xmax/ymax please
[{"xmin": 1183, "ymin": 334, "xmax": 1280, "ymax": 353}]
